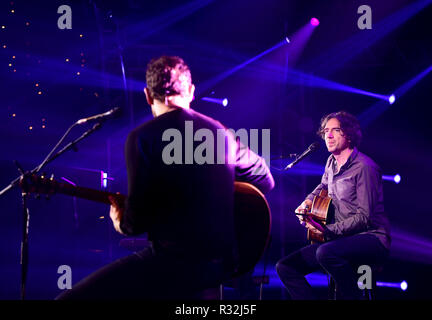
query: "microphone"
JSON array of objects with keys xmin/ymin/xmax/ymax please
[
  {"xmin": 76, "ymin": 107, "xmax": 120, "ymax": 125},
  {"xmin": 284, "ymin": 142, "xmax": 320, "ymax": 170}
]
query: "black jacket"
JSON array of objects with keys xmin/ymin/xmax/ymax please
[{"xmin": 120, "ymin": 107, "xmax": 274, "ymax": 261}]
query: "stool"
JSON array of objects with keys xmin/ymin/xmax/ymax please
[
  {"xmin": 219, "ymin": 274, "xmax": 269, "ymax": 300},
  {"xmin": 253, "ymin": 275, "xmax": 270, "ymax": 300}
]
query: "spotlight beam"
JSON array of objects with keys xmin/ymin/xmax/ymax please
[
  {"xmin": 300, "ymin": 0, "xmax": 432, "ymax": 76},
  {"xmin": 123, "ymin": 0, "xmax": 215, "ymax": 45},
  {"xmin": 196, "ymin": 18, "xmax": 322, "ymax": 97},
  {"xmin": 382, "ymin": 174, "xmax": 401, "ymax": 184},
  {"xmin": 358, "ymin": 64, "xmax": 432, "ymax": 126},
  {"xmin": 208, "ymin": 58, "xmax": 394, "ymax": 104},
  {"xmin": 285, "ymin": 20, "xmax": 320, "ymax": 68},
  {"xmin": 201, "ymin": 97, "xmax": 228, "ymax": 107},
  {"xmin": 197, "ymin": 39, "xmax": 289, "ymax": 96},
  {"xmin": 376, "ymin": 281, "xmax": 408, "ymax": 291},
  {"xmin": 277, "ymin": 68, "xmax": 392, "ymax": 102}
]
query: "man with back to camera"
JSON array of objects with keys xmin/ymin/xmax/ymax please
[
  {"xmin": 276, "ymin": 111, "xmax": 390, "ymax": 300},
  {"xmin": 56, "ymin": 55, "xmax": 274, "ymax": 299}
]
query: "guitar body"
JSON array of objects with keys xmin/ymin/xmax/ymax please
[
  {"xmin": 305, "ymin": 189, "xmax": 334, "ymax": 243},
  {"xmin": 24, "ymin": 175, "xmax": 271, "ymax": 278},
  {"xmin": 233, "ymin": 181, "xmax": 271, "ymax": 277}
]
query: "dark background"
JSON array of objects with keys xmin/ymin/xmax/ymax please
[{"xmin": 1, "ymin": 0, "xmax": 431, "ymax": 300}]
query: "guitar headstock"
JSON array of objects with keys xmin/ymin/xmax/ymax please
[{"xmin": 20, "ymin": 174, "xmax": 58, "ymax": 198}]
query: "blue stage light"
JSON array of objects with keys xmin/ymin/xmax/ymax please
[
  {"xmin": 382, "ymin": 174, "xmax": 401, "ymax": 184},
  {"xmin": 394, "ymin": 174, "xmax": 401, "ymax": 184},
  {"xmin": 201, "ymin": 96, "xmax": 229, "ymax": 107},
  {"xmin": 376, "ymin": 280, "xmax": 408, "ymax": 292}
]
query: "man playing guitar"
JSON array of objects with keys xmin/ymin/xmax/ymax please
[
  {"xmin": 276, "ymin": 111, "xmax": 391, "ymax": 300},
  {"xmin": 56, "ymin": 56, "xmax": 274, "ymax": 299}
]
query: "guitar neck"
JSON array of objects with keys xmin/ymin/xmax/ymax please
[{"xmin": 53, "ymin": 181, "xmax": 123, "ymax": 204}]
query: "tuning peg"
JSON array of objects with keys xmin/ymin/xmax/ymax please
[
  {"xmin": 13, "ymin": 160, "xmax": 26, "ymax": 175},
  {"xmin": 50, "ymin": 173, "xmax": 54, "ymax": 181}
]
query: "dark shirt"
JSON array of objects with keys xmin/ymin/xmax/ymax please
[
  {"xmin": 306, "ymin": 148, "xmax": 391, "ymax": 249},
  {"xmin": 120, "ymin": 107, "xmax": 275, "ymax": 262}
]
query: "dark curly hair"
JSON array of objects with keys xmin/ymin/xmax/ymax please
[
  {"xmin": 317, "ymin": 111, "xmax": 362, "ymax": 148},
  {"xmin": 145, "ymin": 56, "xmax": 192, "ymax": 102}
]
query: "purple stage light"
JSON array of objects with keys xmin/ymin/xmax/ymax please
[
  {"xmin": 102, "ymin": 172, "xmax": 108, "ymax": 189},
  {"xmin": 306, "ymin": 1, "xmax": 432, "ymax": 78},
  {"xmin": 391, "ymin": 228, "xmax": 432, "ymax": 264},
  {"xmin": 100, "ymin": 171, "xmax": 114, "ymax": 189},
  {"xmin": 61, "ymin": 177, "xmax": 76, "ymax": 186},
  {"xmin": 359, "ymin": 65, "xmax": 432, "ymax": 127},
  {"xmin": 382, "ymin": 174, "xmax": 401, "ymax": 184},
  {"xmin": 199, "ymin": 39, "xmax": 288, "ymax": 93},
  {"xmin": 376, "ymin": 280, "xmax": 408, "ymax": 291},
  {"xmin": 305, "ymin": 273, "xmax": 409, "ymax": 291},
  {"xmin": 201, "ymin": 96, "xmax": 229, "ymax": 107},
  {"xmin": 394, "ymin": 174, "xmax": 401, "ymax": 184},
  {"xmin": 310, "ymin": 17, "xmax": 320, "ymax": 27},
  {"xmin": 278, "ymin": 67, "xmax": 391, "ymax": 102}
]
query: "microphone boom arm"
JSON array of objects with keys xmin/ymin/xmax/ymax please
[{"xmin": 284, "ymin": 142, "xmax": 320, "ymax": 170}]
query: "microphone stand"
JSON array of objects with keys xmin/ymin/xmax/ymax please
[
  {"xmin": 0, "ymin": 121, "xmax": 103, "ymax": 300},
  {"xmin": 0, "ymin": 122, "xmax": 81, "ymax": 197}
]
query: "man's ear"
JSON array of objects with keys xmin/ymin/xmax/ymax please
[
  {"xmin": 188, "ymin": 84, "xmax": 195, "ymax": 102},
  {"xmin": 144, "ymin": 87, "xmax": 153, "ymax": 106}
]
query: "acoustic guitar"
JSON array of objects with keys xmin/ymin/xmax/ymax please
[
  {"xmin": 296, "ymin": 189, "xmax": 334, "ymax": 243},
  {"xmin": 21, "ymin": 174, "xmax": 271, "ymax": 277}
]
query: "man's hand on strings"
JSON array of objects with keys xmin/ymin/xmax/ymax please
[
  {"xmin": 109, "ymin": 193, "xmax": 126, "ymax": 235},
  {"xmin": 295, "ymin": 199, "xmax": 312, "ymax": 226},
  {"xmin": 304, "ymin": 215, "xmax": 325, "ymax": 235}
]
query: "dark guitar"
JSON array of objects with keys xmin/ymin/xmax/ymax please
[
  {"xmin": 21, "ymin": 174, "xmax": 271, "ymax": 277},
  {"xmin": 296, "ymin": 189, "xmax": 334, "ymax": 243}
]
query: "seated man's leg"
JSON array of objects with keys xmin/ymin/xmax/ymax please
[
  {"xmin": 315, "ymin": 233, "xmax": 389, "ymax": 300},
  {"xmin": 276, "ymin": 243, "xmax": 321, "ymax": 300},
  {"xmin": 55, "ymin": 247, "xmax": 164, "ymax": 300},
  {"xmin": 56, "ymin": 246, "xmax": 230, "ymax": 300}
]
